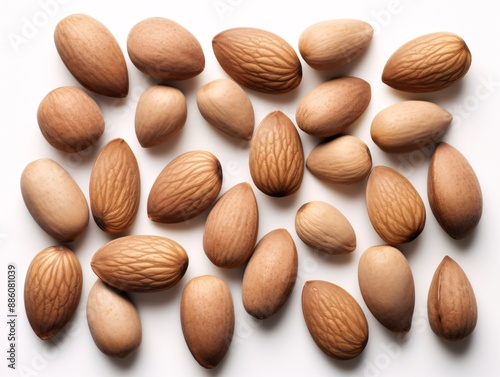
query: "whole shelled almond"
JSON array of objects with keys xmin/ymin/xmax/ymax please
[
  {"xmin": 371, "ymin": 101, "xmax": 453, "ymax": 153},
  {"xmin": 366, "ymin": 166, "xmax": 426, "ymax": 245},
  {"xmin": 306, "ymin": 135, "xmax": 372, "ymax": 184},
  {"xmin": 249, "ymin": 110, "xmax": 304, "ymax": 197},
  {"xmin": 302, "ymin": 280, "xmax": 368, "ymax": 360},
  {"xmin": 299, "ymin": 19, "xmax": 374, "ymax": 70},
  {"xmin": 91, "ymin": 235, "xmax": 189, "ymax": 292},
  {"xmin": 382, "ymin": 32, "xmax": 472, "ymax": 93},
  {"xmin": 24, "ymin": 246, "xmax": 83, "ymax": 340},
  {"xmin": 212, "ymin": 27, "xmax": 302, "ymax": 94},
  {"xmin": 54, "ymin": 14, "xmax": 128, "ymax": 98},
  {"xmin": 428, "ymin": 256, "xmax": 477, "ymax": 341},
  {"xmin": 37, "ymin": 86, "xmax": 105, "ymax": 153},
  {"xmin": 89, "ymin": 138, "xmax": 140, "ymax": 234},
  {"xmin": 296, "ymin": 77, "xmax": 371, "ymax": 137}
]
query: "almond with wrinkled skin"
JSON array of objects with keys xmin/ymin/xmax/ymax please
[
  {"xmin": 428, "ymin": 256, "xmax": 477, "ymax": 341},
  {"xmin": 299, "ymin": 19, "xmax": 374, "ymax": 70},
  {"xmin": 181, "ymin": 275, "xmax": 234, "ymax": 369},
  {"xmin": 148, "ymin": 150, "xmax": 223, "ymax": 223},
  {"xmin": 37, "ymin": 86, "xmax": 105, "ymax": 153},
  {"xmin": 212, "ymin": 27, "xmax": 302, "ymax": 94},
  {"xmin": 54, "ymin": 14, "xmax": 128, "ymax": 98},
  {"xmin": 203, "ymin": 182, "xmax": 258, "ymax": 268},
  {"xmin": 302, "ymin": 280, "xmax": 368, "ymax": 360},
  {"xmin": 249, "ymin": 110, "xmax": 304, "ymax": 197},
  {"xmin": 295, "ymin": 201, "xmax": 356, "ymax": 255},
  {"xmin": 21, "ymin": 158, "xmax": 89, "ymax": 243},
  {"xmin": 242, "ymin": 229, "xmax": 298, "ymax": 319},
  {"xmin": 306, "ymin": 135, "xmax": 372, "ymax": 184},
  {"xmin": 366, "ymin": 166, "xmax": 426, "ymax": 245},
  {"xmin": 89, "ymin": 138, "xmax": 140, "ymax": 234},
  {"xmin": 382, "ymin": 32, "xmax": 472, "ymax": 93},
  {"xmin": 197, "ymin": 79, "xmax": 255, "ymax": 140},
  {"xmin": 24, "ymin": 246, "xmax": 83, "ymax": 340},
  {"xmin": 358, "ymin": 245, "xmax": 415, "ymax": 334},
  {"xmin": 296, "ymin": 77, "xmax": 371, "ymax": 137},
  {"xmin": 91, "ymin": 235, "xmax": 188, "ymax": 292},
  {"xmin": 428, "ymin": 142, "xmax": 482, "ymax": 239}
]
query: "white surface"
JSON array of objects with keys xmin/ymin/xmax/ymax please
[{"xmin": 1, "ymin": 0, "xmax": 500, "ymax": 376}]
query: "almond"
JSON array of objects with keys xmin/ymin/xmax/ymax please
[
  {"xmin": 366, "ymin": 166, "xmax": 426, "ymax": 245},
  {"xmin": 203, "ymin": 182, "xmax": 259, "ymax": 268},
  {"xmin": 306, "ymin": 135, "xmax": 372, "ymax": 184},
  {"xmin": 147, "ymin": 150, "xmax": 223, "ymax": 223},
  {"xmin": 249, "ymin": 110, "xmax": 304, "ymax": 197},
  {"xmin": 296, "ymin": 77, "xmax": 371, "ymax": 137},
  {"xmin": 127, "ymin": 17, "xmax": 205, "ymax": 80},
  {"xmin": 242, "ymin": 229, "xmax": 298, "ymax": 319},
  {"xmin": 54, "ymin": 14, "xmax": 128, "ymax": 98},
  {"xmin": 91, "ymin": 235, "xmax": 189, "ymax": 292},
  {"xmin": 302, "ymin": 280, "xmax": 369, "ymax": 360},
  {"xmin": 428, "ymin": 142, "xmax": 482, "ymax": 239},
  {"xmin": 24, "ymin": 246, "xmax": 83, "ymax": 340},
  {"xmin": 371, "ymin": 101, "xmax": 453, "ymax": 153},
  {"xmin": 382, "ymin": 32, "xmax": 472, "ymax": 93},
  {"xmin": 428, "ymin": 256, "xmax": 477, "ymax": 341},
  {"xmin": 212, "ymin": 27, "xmax": 302, "ymax": 94},
  {"xmin": 89, "ymin": 138, "xmax": 141, "ymax": 234},
  {"xmin": 295, "ymin": 201, "xmax": 356, "ymax": 255},
  {"xmin": 181, "ymin": 275, "xmax": 234, "ymax": 369},
  {"xmin": 298, "ymin": 19, "xmax": 374, "ymax": 70}
]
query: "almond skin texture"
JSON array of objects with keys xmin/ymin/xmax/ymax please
[
  {"xmin": 358, "ymin": 245, "xmax": 415, "ymax": 334},
  {"xmin": 135, "ymin": 85, "xmax": 187, "ymax": 148},
  {"xmin": 197, "ymin": 79, "xmax": 255, "ymax": 140},
  {"xmin": 302, "ymin": 280, "xmax": 368, "ymax": 360},
  {"xmin": 127, "ymin": 17, "xmax": 205, "ymax": 80},
  {"xmin": 147, "ymin": 150, "xmax": 223, "ymax": 223},
  {"xmin": 54, "ymin": 14, "xmax": 128, "ymax": 98},
  {"xmin": 203, "ymin": 182, "xmax": 259, "ymax": 268},
  {"xmin": 295, "ymin": 201, "xmax": 356, "ymax": 255},
  {"xmin": 428, "ymin": 256, "xmax": 477, "ymax": 341},
  {"xmin": 366, "ymin": 166, "xmax": 426, "ymax": 245},
  {"xmin": 24, "ymin": 246, "xmax": 83, "ymax": 340},
  {"xmin": 306, "ymin": 135, "xmax": 372, "ymax": 184},
  {"xmin": 371, "ymin": 101, "xmax": 453, "ymax": 153},
  {"xmin": 212, "ymin": 27, "xmax": 302, "ymax": 94},
  {"xmin": 249, "ymin": 110, "xmax": 304, "ymax": 197},
  {"xmin": 299, "ymin": 19, "xmax": 374, "ymax": 70},
  {"xmin": 89, "ymin": 138, "xmax": 141, "ymax": 234},
  {"xmin": 242, "ymin": 229, "xmax": 298, "ymax": 319},
  {"xmin": 91, "ymin": 235, "xmax": 189, "ymax": 292},
  {"xmin": 21, "ymin": 158, "xmax": 89, "ymax": 243},
  {"xmin": 296, "ymin": 77, "xmax": 371, "ymax": 137},
  {"xmin": 428, "ymin": 142, "xmax": 482, "ymax": 239},
  {"xmin": 181, "ymin": 275, "xmax": 235, "ymax": 369},
  {"xmin": 382, "ymin": 32, "xmax": 472, "ymax": 93},
  {"xmin": 37, "ymin": 86, "xmax": 105, "ymax": 153},
  {"xmin": 87, "ymin": 279, "xmax": 142, "ymax": 358}
]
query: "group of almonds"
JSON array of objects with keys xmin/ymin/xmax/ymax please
[{"xmin": 20, "ymin": 14, "xmax": 482, "ymax": 368}]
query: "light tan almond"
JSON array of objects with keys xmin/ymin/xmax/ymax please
[{"xmin": 212, "ymin": 27, "xmax": 302, "ymax": 94}]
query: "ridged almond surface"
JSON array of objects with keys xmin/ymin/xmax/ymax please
[
  {"xmin": 382, "ymin": 32, "xmax": 472, "ymax": 93},
  {"xmin": 24, "ymin": 246, "xmax": 83, "ymax": 340},
  {"xmin": 89, "ymin": 138, "xmax": 140, "ymax": 234},
  {"xmin": 249, "ymin": 110, "xmax": 304, "ymax": 197},
  {"xmin": 366, "ymin": 166, "xmax": 426, "ymax": 245},
  {"xmin": 302, "ymin": 280, "xmax": 368, "ymax": 360},
  {"xmin": 54, "ymin": 14, "xmax": 128, "ymax": 98},
  {"xmin": 428, "ymin": 142, "xmax": 482, "ymax": 239},
  {"xmin": 91, "ymin": 235, "xmax": 189, "ymax": 292},
  {"xmin": 212, "ymin": 27, "xmax": 302, "ymax": 94}
]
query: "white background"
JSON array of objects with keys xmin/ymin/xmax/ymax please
[{"xmin": 1, "ymin": 0, "xmax": 500, "ymax": 376}]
